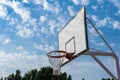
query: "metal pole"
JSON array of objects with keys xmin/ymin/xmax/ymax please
[
  {"xmin": 84, "ymin": 51, "xmax": 120, "ymax": 80},
  {"xmin": 86, "ymin": 17, "xmax": 115, "ymax": 53},
  {"xmin": 86, "ymin": 17, "xmax": 120, "ymax": 80},
  {"xmin": 113, "ymin": 54, "xmax": 120, "ymax": 80},
  {"xmin": 91, "ymin": 55, "xmax": 117, "ymax": 80}
]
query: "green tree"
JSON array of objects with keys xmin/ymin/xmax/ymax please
[
  {"xmin": 7, "ymin": 74, "xmax": 14, "ymax": 80},
  {"xmin": 30, "ymin": 69, "xmax": 37, "ymax": 80},
  {"xmin": 67, "ymin": 75, "xmax": 72, "ymax": 80},
  {"xmin": 4, "ymin": 77, "xmax": 7, "ymax": 80},
  {"xmin": 61, "ymin": 72, "xmax": 67, "ymax": 80},
  {"xmin": 51, "ymin": 77, "xmax": 56, "ymax": 80},
  {"xmin": 0, "ymin": 77, "xmax": 3, "ymax": 80},
  {"xmin": 40, "ymin": 66, "xmax": 53, "ymax": 80},
  {"xmin": 22, "ymin": 71, "xmax": 31, "ymax": 80},
  {"xmin": 34, "ymin": 71, "xmax": 41, "ymax": 80},
  {"xmin": 0, "ymin": 66, "xmax": 72, "ymax": 80},
  {"xmin": 15, "ymin": 70, "xmax": 22, "ymax": 80}
]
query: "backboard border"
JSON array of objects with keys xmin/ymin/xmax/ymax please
[
  {"xmin": 58, "ymin": 6, "xmax": 89, "ymax": 66},
  {"xmin": 72, "ymin": 6, "xmax": 89, "ymax": 59}
]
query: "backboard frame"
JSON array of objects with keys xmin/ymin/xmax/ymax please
[{"xmin": 58, "ymin": 6, "xmax": 89, "ymax": 66}]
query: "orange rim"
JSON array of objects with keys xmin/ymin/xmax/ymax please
[{"xmin": 47, "ymin": 50, "xmax": 73, "ymax": 58}]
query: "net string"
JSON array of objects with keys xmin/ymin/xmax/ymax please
[{"xmin": 48, "ymin": 52, "xmax": 65, "ymax": 74}]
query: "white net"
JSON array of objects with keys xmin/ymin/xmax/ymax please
[{"xmin": 47, "ymin": 51, "xmax": 65, "ymax": 75}]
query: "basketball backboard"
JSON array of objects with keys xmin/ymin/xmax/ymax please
[{"xmin": 58, "ymin": 7, "xmax": 89, "ymax": 65}]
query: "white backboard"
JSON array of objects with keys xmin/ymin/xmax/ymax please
[{"xmin": 58, "ymin": 7, "xmax": 89, "ymax": 65}]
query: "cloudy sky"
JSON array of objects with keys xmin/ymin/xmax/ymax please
[{"xmin": 0, "ymin": 0, "xmax": 120, "ymax": 80}]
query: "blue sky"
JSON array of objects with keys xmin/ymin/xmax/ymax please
[{"xmin": 0, "ymin": 0, "xmax": 120, "ymax": 80}]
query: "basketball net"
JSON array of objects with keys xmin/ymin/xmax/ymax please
[{"xmin": 47, "ymin": 51, "xmax": 73, "ymax": 75}]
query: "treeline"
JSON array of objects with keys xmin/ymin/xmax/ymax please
[
  {"xmin": 0, "ymin": 66, "xmax": 114, "ymax": 80},
  {"xmin": 82, "ymin": 78, "xmax": 114, "ymax": 80},
  {"xmin": 0, "ymin": 66, "xmax": 72, "ymax": 80},
  {"xmin": 101, "ymin": 78, "xmax": 114, "ymax": 80}
]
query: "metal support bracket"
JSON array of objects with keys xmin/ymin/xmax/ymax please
[
  {"xmin": 84, "ymin": 51, "xmax": 120, "ymax": 80},
  {"xmin": 85, "ymin": 17, "xmax": 120, "ymax": 80}
]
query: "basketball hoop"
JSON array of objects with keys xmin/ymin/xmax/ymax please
[{"xmin": 47, "ymin": 50, "xmax": 73, "ymax": 75}]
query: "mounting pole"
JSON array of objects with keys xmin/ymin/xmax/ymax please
[{"xmin": 86, "ymin": 17, "xmax": 120, "ymax": 80}]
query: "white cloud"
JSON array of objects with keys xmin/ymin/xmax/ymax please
[
  {"xmin": 16, "ymin": 46, "xmax": 24, "ymax": 50},
  {"xmin": 0, "ymin": 5, "xmax": 8, "ymax": 19},
  {"xmin": 91, "ymin": 15, "xmax": 111, "ymax": 28},
  {"xmin": 0, "ymin": 0, "xmax": 38, "ymax": 34},
  {"xmin": 15, "ymin": 18, "xmax": 37, "ymax": 39},
  {"xmin": 72, "ymin": 0, "xmax": 79, "ymax": 5},
  {"xmin": 22, "ymin": 0, "xmax": 29, "ymax": 3},
  {"xmin": 12, "ymin": 1, "xmax": 31, "ymax": 21},
  {"xmin": 72, "ymin": 0, "xmax": 90, "ymax": 5},
  {"xmin": 88, "ymin": 28, "xmax": 98, "ymax": 37},
  {"xmin": 40, "ymin": 15, "xmax": 47, "ymax": 22},
  {"xmin": 33, "ymin": 0, "xmax": 42, "ymax": 4},
  {"xmin": 91, "ymin": 15, "xmax": 120, "ymax": 30},
  {"xmin": 54, "ymin": 2, "xmax": 60, "ymax": 14},
  {"xmin": 43, "ymin": 0, "xmax": 51, "ymax": 11},
  {"xmin": 112, "ymin": 20, "xmax": 120, "ymax": 30},
  {"xmin": 91, "ymin": 15, "xmax": 98, "ymax": 22},
  {"xmin": 57, "ymin": 15, "xmax": 67, "ymax": 31},
  {"xmin": 0, "ymin": 35, "xmax": 11, "ymax": 45},
  {"xmin": 0, "ymin": 50, "xmax": 49, "ymax": 77},
  {"xmin": 33, "ymin": 0, "xmax": 60, "ymax": 14},
  {"xmin": 0, "ymin": 0, "xmax": 31, "ymax": 21},
  {"xmin": 110, "ymin": 43, "xmax": 116, "ymax": 48},
  {"xmin": 97, "ymin": 0, "xmax": 104, "ymax": 4},
  {"xmin": 34, "ymin": 44, "xmax": 55, "ymax": 53},
  {"xmin": 93, "ymin": 15, "xmax": 107, "ymax": 27},
  {"xmin": 41, "ymin": 27, "xmax": 48, "ymax": 34},
  {"xmin": 34, "ymin": 0, "xmax": 53, "ymax": 11},
  {"xmin": 9, "ymin": 17, "xmax": 18, "ymax": 25},
  {"xmin": 16, "ymin": 24, "xmax": 34, "ymax": 39},
  {"xmin": 26, "ymin": 19, "xmax": 38, "ymax": 30},
  {"xmin": 108, "ymin": 0, "xmax": 120, "ymax": 9},
  {"xmin": 98, "ymin": 18, "xmax": 108, "ymax": 27},
  {"xmin": 3, "ymin": 38, "xmax": 11, "ymax": 45},
  {"xmin": 48, "ymin": 20, "xmax": 57, "ymax": 35},
  {"xmin": 90, "ymin": 39, "xmax": 105, "ymax": 47},
  {"xmin": 80, "ymin": 0, "xmax": 90, "ymax": 5},
  {"xmin": 67, "ymin": 6, "xmax": 75, "ymax": 16},
  {"xmin": 43, "ymin": 0, "xmax": 60, "ymax": 14},
  {"xmin": 91, "ymin": 5, "xmax": 98, "ymax": 11},
  {"xmin": 115, "ymin": 10, "xmax": 120, "ymax": 16}
]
